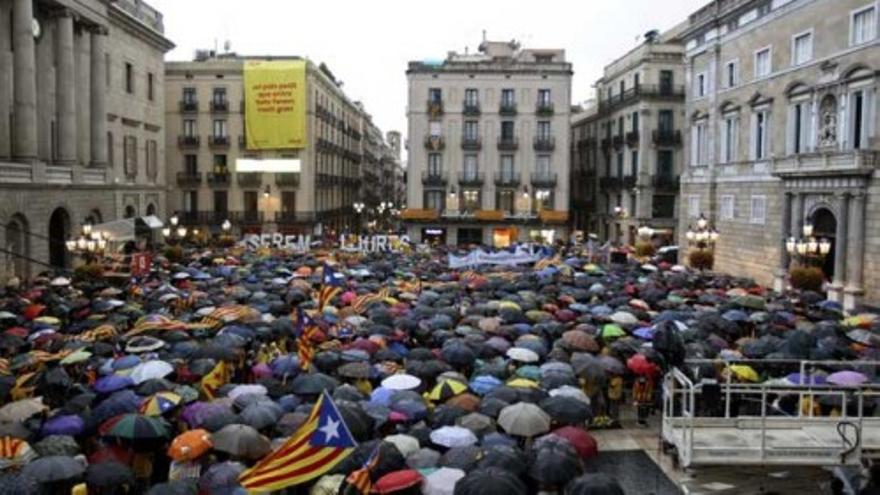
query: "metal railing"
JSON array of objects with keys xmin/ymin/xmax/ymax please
[
  {"xmin": 176, "ymin": 172, "xmax": 202, "ymax": 186},
  {"xmin": 462, "ymin": 102, "xmax": 481, "ymax": 115},
  {"xmin": 497, "ymin": 136, "xmax": 519, "ymax": 151},
  {"xmin": 530, "ymin": 172, "xmax": 557, "ymax": 187},
  {"xmin": 178, "ymin": 135, "xmax": 200, "ymax": 148},
  {"xmin": 653, "ymin": 129, "xmax": 682, "ymax": 146},
  {"xmin": 499, "ymin": 101, "xmax": 517, "ymax": 116},
  {"xmin": 208, "ymin": 135, "xmax": 230, "ymax": 148},
  {"xmin": 598, "ymin": 84, "xmax": 685, "ymax": 114},
  {"xmin": 533, "ymin": 136, "xmax": 555, "ymax": 151},
  {"xmin": 210, "ymin": 100, "xmax": 229, "ymax": 113},
  {"xmin": 461, "ymin": 135, "xmax": 482, "ymax": 150},
  {"xmin": 179, "ymin": 100, "xmax": 198, "ymax": 113},
  {"xmin": 536, "ymin": 101, "xmax": 555, "ymax": 115},
  {"xmin": 237, "ymin": 172, "xmax": 262, "ymax": 187},
  {"xmin": 458, "ymin": 172, "xmax": 484, "ymax": 187},
  {"xmin": 494, "ymin": 171, "xmax": 519, "ymax": 187},
  {"xmin": 275, "ymin": 173, "xmax": 300, "ymax": 187},
  {"xmin": 421, "ymin": 172, "xmax": 448, "ymax": 187}
]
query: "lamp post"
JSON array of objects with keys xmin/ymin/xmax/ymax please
[
  {"xmin": 685, "ymin": 214, "xmax": 719, "ymax": 270},
  {"xmin": 353, "ymin": 202, "xmax": 365, "ymax": 233},
  {"xmin": 786, "ymin": 222, "xmax": 832, "ymax": 267},
  {"xmin": 66, "ymin": 222, "xmax": 108, "ymax": 264},
  {"xmin": 162, "ymin": 214, "xmax": 188, "ymax": 245}
]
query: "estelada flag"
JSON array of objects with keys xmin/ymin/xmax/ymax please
[
  {"xmin": 238, "ymin": 390, "xmax": 356, "ymax": 492},
  {"xmin": 200, "ymin": 361, "xmax": 230, "ymax": 400}
]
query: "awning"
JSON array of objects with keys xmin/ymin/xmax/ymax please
[
  {"xmin": 142, "ymin": 215, "xmax": 164, "ymax": 229},
  {"xmin": 93, "ymin": 216, "xmax": 164, "ymax": 242}
]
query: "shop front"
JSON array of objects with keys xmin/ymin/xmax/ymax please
[
  {"xmin": 492, "ymin": 227, "xmax": 517, "ymax": 248},
  {"xmin": 421, "ymin": 227, "xmax": 446, "ymax": 245}
]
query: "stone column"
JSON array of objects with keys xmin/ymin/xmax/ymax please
[
  {"xmin": 12, "ymin": 0, "xmax": 38, "ymax": 161},
  {"xmin": 89, "ymin": 27, "xmax": 107, "ymax": 167},
  {"xmin": 791, "ymin": 192, "xmax": 805, "ymax": 236},
  {"xmin": 75, "ymin": 27, "xmax": 91, "ymax": 165},
  {"xmin": 55, "ymin": 12, "xmax": 76, "ymax": 164},
  {"xmin": 0, "ymin": 0, "xmax": 11, "ymax": 159},
  {"xmin": 774, "ymin": 191, "xmax": 793, "ymax": 292},
  {"xmin": 828, "ymin": 192, "xmax": 849, "ymax": 303},
  {"xmin": 843, "ymin": 192, "xmax": 866, "ymax": 311}
]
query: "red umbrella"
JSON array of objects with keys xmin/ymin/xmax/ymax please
[
  {"xmin": 552, "ymin": 426, "xmax": 598, "ymax": 460},
  {"xmin": 373, "ymin": 470, "xmax": 423, "ymax": 494},
  {"xmin": 626, "ymin": 354, "xmax": 658, "ymax": 376},
  {"xmin": 5, "ymin": 328, "xmax": 28, "ymax": 338},
  {"xmin": 87, "ymin": 444, "xmax": 133, "ymax": 465},
  {"xmin": 22, "ymin": 304, "xmax": 46, "ymax": 321}
]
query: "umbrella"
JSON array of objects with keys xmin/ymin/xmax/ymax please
[
  {"xmin": 0, "ymin": 437, "xmax": 37, "ymax": 468},
  {"xmin": 168, "ymin": 429, "xmax": 213, "ymax": 462},
  {"xmin": 427, "ymin": 379, "xmax": 468, "ymax": 402},
  {"xmin": 430, "ymin": 425, "xmax": 478, "ymax": 448},
  {"xmin": 373, "ymin": 469, "xmax": 423, "ymax": 494},
  {"xmin": 381, "ymin": 374, "xmax": 421, "ymax": 391},
  {"xmin": 498, "ymin": 402, "xmax": 551, "ymax": 437},
  {"xmin": 239, "ymin": 402, "xmax": 283, "ymax": 430},
  {"xmin": 440, "ymin": 445, "xmax": 482, "ymax": 471},
  {"xmin": 784, "ymin": 373, "xmax": 827, "ymax": 386},
  {"xmin": 423, "ymin": 467, "xmax": 465, "ymax": 495},
  {"xmin": 40, "ymin": 415, "xmax": 84, "ymax": 436},
  {"xmin": 454, "ymin": 467, "xmax": 528, "ymax": 495},
  {"xmin": 33, "ymin": 435, "xmax": 80, "ymax": 457},
  {"xmin": 564, "ymin": 473, "xmax": 624, "ymax": 495},
  {"xmin": 406, "ymin": 447, "xmax": 441, "ymax": 470},
  {"xmin": 86, "ymin": 461, "xmax": 135, "ymax": 488},
  {"xmin": 102, "ymin": 414, "xmax": 170, "ymax": 441},
  {"xmin": 146, "ymin": 481, "xmax": 198, "ymax": 495},
  {"xmin": 457, "ymin": 412, "xmax": 495, "ymax": 436},
  {"xmin": 561, "ymin": 331, "xmax": 599, "ymax": 352},
  {"xmin": 21, "ymin": 455, "xmax": 85, "ymax": 483},
  {"xmin": 550, "ymin": 426, "xmax": 598, "ymax": 460},
  {"xmin": 727, "ymin": 364, "xmax": 760, "ymax": 383},
  {"xmin": 384, "ymin": 434, "xmax": 420, "ymax": 457},
  {"xmin": 506, "ymin": 348, "xmax": 540, "ymax": 363},
  {"xmin": 477, "ymin": 444, "xmax": 527, "ymax": 475},
  {"xmin": 626, "ymin": 354, "xmax": 659, "ymax": 376},
  {"xmin": 530, "ymin": 435, "xmax": 582, "ymax": 486},
  {"xmin": 827, "ymin": 370, "xmax": 868, "ymax": 386},
  {"xmin": 0, "ymin": 398, "xmax": 47, "ymax": 422},
  {"xmin": 609, "ymin": 312, "xmax": 638, "ymax": 325},
  {"xmin": 139, "ymin": 391, "xmax": 183, "ymax": 416},
  {"xmin": 540, "ymin": 396, "xmax": 591, "ymax": 425},
  {"xmin": 469, "ymin": 375, "xmax": 503, "ymax": 396},
  {"xmin": 211, "ymin": 424, "xmax": 271, "ymax": 459},
  {"xmin": 338, "ymin": 362, "xmax": 372, "ymax": 379},
  {"xmin": 199, "ymin": 461, "xmax": 245, "ymax": 493},
  {"xmin": 94, "ymin": 375, "xmax": 134, "ymax": 394},
  {"xmin": 599, "ymin": 324, "xmax": 626, "ymax": 339}
]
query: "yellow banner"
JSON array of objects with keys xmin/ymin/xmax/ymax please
[{"xmin": 244, "ymin": 60, "xmax": 307, "ymax": 150}]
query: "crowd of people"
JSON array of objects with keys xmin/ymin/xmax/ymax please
[{"xmin": 0, "ymin": 240, "xmax": 876, "ymax": 494}]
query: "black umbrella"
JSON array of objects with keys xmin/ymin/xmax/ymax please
[
  {"xmin": 564, "ymin": 473, "xmax": 625, "ymax": 495},
  {"xmin": 336, "ymin": 401, "xmax": 374, "ymax": 442},
  {"xmin": 441, "ymin": 445, "xmax": 482, "ymax": 472},
  {"xmin": 0, "ymin": 471, "xmax": 39, "ymax": 495},
  {"xmin": 330, "ymin": 440, "xmax": 406, "ymax": 480},
  {"xmin": 136, "ymin": 378, "xmax": 175, "ymax": 396},
  {"xmin": 430, "ymin": 404, "xmax": 468, "ymax": 427},
  {"xmin": 86, "ymin": 461, "xmax": 135, "ymax": 488},
  {"xmin": 478, "ymin": 444, "xmax": 528, "ymax": 475},
  {"xmin": 442, "ymin": 341, "xmax": 477, "ymax": 367},
  {"xmin": 454, "ymin": 467, "xmax": 528, "ymax": 495},
  {"xmin": 540, "ymin": 396, "xmax": 592, "ymax": 425},
  {"xmin": 20, "ymin": 455, "xmax": 85, "ymax": 483},
  {"xmin": 201, "ymin": 410, "xmax": 239, "ymax": 433},
  {"xmin": 530, "ymin": 436, "xmax": 583, "ymax": 486},
  {"xmin": 291, "ymin": 373, "xmax": 339, "ymax": 395},
  {"xmin": 146, "ymin": 481, "xmax": 198, "ymax": 495}
]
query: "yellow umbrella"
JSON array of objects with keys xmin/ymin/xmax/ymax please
[
  {"xmin": 499, "ymin": 301, "xmax": 522, "ymax": 311},
  {"xmin": 33, "ymin": 316, "xmax": 60, "ymax": 326},
  {"xmin": 139, "ymin": 392, "xmax": 183, "ymax": 416},
  {"xmin": 506, "ymin": 378, "xmax": 539, "ymax": 389},
  {"xmin": 728, "ymin": 364, "xmax": 759, "ymax": 383},
  {"xmin": 426, "ymin": 379, "xmax": 468, "ymax": 402}
]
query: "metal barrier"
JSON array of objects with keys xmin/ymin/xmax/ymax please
[{"xmin": 662, "ymin": 362, "xmax": 880, "ymax": 467}]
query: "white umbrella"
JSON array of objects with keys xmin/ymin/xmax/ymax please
[
  {"xmin": 0, "ymin": 311, "xmax": 16, "ymax": 319},
  {"xmin": 385, "ymin": 434, "xmax": 420, "ymax": 457},
  {"xmin": 506, "ymin": 347, "xmax": 539, "ymax": 363},
  {"xmin": 49, "ymin": 277, "xmax": 70, "ymax": 287},
  {"xmin": 549, "ymin": 385, "xmax": 591, "ymax": 405},
  {"xmin": 381, "ymin": 374, "xmax": 421, "ymax": 391},
  {"xmin": 498, "ymin": 402, "xmax": 551, "ymax": 437},
  {"xmin": 429, "ymin": 426, "xmax": 477, "ymax": 448},
  {"xmin": 610, "ymin": 311, "xmax": 638, "ymax": 325},
  {"xmin": 423, "ymin": 467, "xmax": 465, "ymax": 495},
  {"xmin": 228, "ymin": 384, "xmax": 268, "ymax": 400},
  {"xmin": 128, "ymin": 360, "xmax": 174, "ymax": 384}
]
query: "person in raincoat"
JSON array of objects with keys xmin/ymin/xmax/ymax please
[
  {"xmin": 633, "ymin": 374, "xmax": 654, "ymax": 426},
  {"xmin": 606, "ymin": 374, "xmax": 624, "ymax": 424}
]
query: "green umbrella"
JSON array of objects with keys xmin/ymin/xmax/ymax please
[
  {"xmin": 515, "ymin": 365, "xmax": 541, "ymax": 381},
  {"xmin": 103, "ymin": 414, "xmax": 170, "ymax": 441},
  {"xmin": 600, "ymin": 324, "xmax": 626, "ymax": 339},
  {"xmin": 734, "ymin": 295, "xmax": 766, "ymax": 310}
]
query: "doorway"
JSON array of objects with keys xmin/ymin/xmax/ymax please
[
  {"xmin": 811, "ymin": 207, "xmax": 836, "ymax": 279},
  {"xmin": 48, "ymin": 208, "xmax": 71, "ymax": 269}
]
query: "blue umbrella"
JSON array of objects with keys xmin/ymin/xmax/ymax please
[
  {"xmin": 590, "ymin": 305, "xmax": 612, "ymax": 317},
  {"xmin": 94, "ymin": 375, "xmax": 134, "ymax": 394},
  {"xmin": 469, "ymin": 375, "xmax": 502, "ymax": 396},
  {"xmin": 633, "ymin": 327, "xmax": 654, "ymax": 340},
  {"xmin": 785, "ymin": 373, "xmax": 827, "ymax": 385},
  {"xmin": 481, "ymin": 432, "xmax": 517, "ymax": 448},
  {"xmin": 87, "ymin": 390, "xmax": 142, "ymax": 429},
  {"xmin": 370, "ymin": 386, "xmax": 394, "ymax": 406},
  {"xmin": 269, "ymin": 356, "xmax": 300, "ymax": 378},
  {"xmin": 41, "ymin": 415, "xmax": 84, "ymax": 436},
  {"xmin": 817, "ymin": 300, "xmax": 843, "ymax": 313},
  {"xmin": 722, "ymin": 310, "xmax": 749, "ymax": 323},
  {"xmin": 111, "ymin": 355, "xmax": 141, "ymax": 371}
]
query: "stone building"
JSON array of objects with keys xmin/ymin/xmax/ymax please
[
  {"xmin": 589, "ymin": 27, "xmax": 687, "ymax": 245},
  {"xmin": 403, "ymin": 38, "xmax": 573, "ymax": 247},
  {"xmin": 0, "ymin": 0, "xmax": 173, "ymax": 280},
  {"xmin": 679, "ymin": 0, "xmax": 880, "ymax": 310},
  {"xmin": 570, "ymin": 104, "xmax": 599, "ymax": 236},
  {"xmin": 165, "ymin": 54, "xmax": 390, "ymax": 237}
]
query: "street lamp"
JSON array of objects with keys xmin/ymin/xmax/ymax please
[
  {"xmin": 67, "ymin": 224, "xmax": 109, "ymax": 263},
  {"xmin": 685, "ymin": 213, "xmax": 720, "ymax": 270},
  {"xmin": 637, "ymin": 224, "xmax": 654, "ymax": 239},
  {"xmin": 786, "ymin": 222, "xmax": 831, "ymax": 266},
  {"xmin": 353, "ymin": 202, "xmax": 365, "ymax": 233},
  {"xmin": 221, "ymin": 219, "xmax": 232, "ymax": 233}
]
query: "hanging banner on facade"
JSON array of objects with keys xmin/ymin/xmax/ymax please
[
  {"xmin": 244, "ymin": 60, "xmax": 307, "ymax": 150},
  {"xmin": 448, "ymin": 246, "xmax": 542, "ymax": 268}
]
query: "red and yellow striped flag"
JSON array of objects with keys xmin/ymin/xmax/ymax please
[
  {"xmin": 343, "ymin": 445, "xmax": 380, "ymax": 494},
  {"xmin": 200, "ymin": 361, "xmax": 230, "ymax": 400}
]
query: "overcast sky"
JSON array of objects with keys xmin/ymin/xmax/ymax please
[{"xmin": 151, "ymin": 0, "xmax": 707, "ymax": 149}]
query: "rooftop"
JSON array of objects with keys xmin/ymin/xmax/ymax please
[
  {"xmin": 112, "ymin": 0, "xmax": 165, "ymax": 34},
  {"xmin": 407, "ymin": 38, "xmax": 571, "ymax": 74}
]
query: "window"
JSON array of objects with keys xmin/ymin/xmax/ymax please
[
  {"xmin": 464, "ymin": 88, "xmax": 478, "ymax": 106},
  {"xmin": 427, "ymin": 153, "xmax": 442, "ymax": 176},
  {"xmin": 123, "ymin": 135, "xmax": 137, "ymax": 177},
  {"xmin": 501, "ymin": 89, "xmax": 515, "ymax": 106},
  {"xmin": 105, "ymin": 53, "xmax": 111, "ymax": 87},
  {"xmin": 281, "ymin": 191, "xmax": 296, "ymax": 214},
  {"xmin": 212, "ymin": 191, "xmax": 227, "ymax": 213},
  {"xmin": 461, "ymin": 189, "xmax": 480, "ymax": 212},
  {"xmin": 213, "ymin": 87, "xmax": 227, "ymax": 104},
  {"xmin": 146, "ymin": 140, "xmax": 157, "ymax": 180},
  {"xmin": 788, "ymin": 100, "xmax": 812, "ymax": 154},
  {"xmin": 497, "ymin": 190, "xmax": 515, "ymax": 213},
  {"xmin": 428, "ymin": 88, "xmax": 442, "ymax": 103},
  {"xmin": 653, "ymin": 195, "xmax": 675, "ymax": 218},
  {"xmin": 106, "ymin": 131, "xmax": 114, "ymax": 167},
  {"xmin": 634, "ymin": 73, "xmax": 640, "ymax": 89},
  {"xmin": 792, "ymin": 31, "xmax": 813, "ymax": 66},
  {"xmin": 183, "ymin": 119, "xmax": 196, "ymax": 137},
  {"xmin": 537, "ymin": 121, "xmax": 551, "ymax": 139},
  {"xmin": 695, "ymin": 73, "xmax": 706, "ymax": 97},
  {"xmin": 463, "ymin": 154, "xmax": 478, "ymax": 180},
  {"xmin": 619, "ymin": 80, "xmax": 625, "ymax": 96},
  {"xmin": 688, "ymin": 195, "xmax": 700, "ymax": 218},
  {"xmin": 851, "ymin": 6, "xmax": 877, "ymax": 45},
  {"xmin": 722, "ymin": 116, "xmax": 739, "ymax": 163},
  {"xmin": 125, "ymin": 62, "xmax": 133, "ymax": 93},
  {"xmin": 616, "ymin": 152, "xmax": 624, "ymax": 177},
  {"xmin": 147, "ymin": 72, "xmax": 154, "ymax": 101},
  {"xmin": 752, "ymin": 109, "xmax": 770, "ymax": 160},
  {"xmin": 750, "ymin": 195, "xmax": 766, "ymax": 224},
  {"xmin": 183, "ymin": 87, "xmax": 196, "ymax": 104},
  {"xmin": 849, "ymin": 87, "xmax": 874, "ymax": 150},
  {"xmin": 536, "ymin": 155, "xmax": 551, "ymax": 176},
  {"xmin": 754, "ymin": 47, "xmax": 772, "ymax": 78},
  {"xmin": 617, "ymin": 117, "xmax": 624, "ymax": 137},
  {"xmin": 213, "ymin": 154, "xmax": 228, "ymax": 173},
  {"xmin": 183, "ymin": 191, "xmax": 198, "ymax": 213},
  {"xmin": 500, "ymin": 121, "xmax": 515, "ymax": 140},
  {"xmin": 425, "ymin": 190, "xmax": 445, "ymax": 211},
  {"xmin": 631, "ymin": 112, "xmax": 639, "ymax": 133},
  {"xmin": 534, "ymin": 189, "xmax": 553, "ymax": 211},
  {"xmin": 213, "ymin": 120, "xmax": 227, "ymax": 138},
  {"xmin": 725, "ymin": 60, "xmax": 738, "ymax": 88},
  {"xmin": 500, "ymin": 155, "xmax": 514, "ymax": 180},
  {"xmin": 658, "ymin": 110, "xmax": 674, "ymax": 133},
  {"xmin": 429, "ymin": 121, "xmax": 442, "ymax": 137},
  {"xmin": 463, "ymin": 121, "xmax": 478, "ymax": 140},
  {"xmin": 184, "ymin": 154, "xmax": 198, "ymax": 175},
  {"xmin": 720, "ymin": 195, "xmax": 735, "ymax": 221},
  {"xmin": 631, "ymin": 150, "xmax": 638, "ymax": 175},
  {"xmin": 691, "ymin": 121, "xmax": 708, "ymax": 165},
  {"xmin": 657, "ymin": 150, "xmax": 674, "ymax": 179},
  {"xmin": 537, "ymin": 89, "xmax": 551, "ymax": 105},
  {"xmin": 243, "ymin": 191, "xmax": 258, "ymax": 213},
  {"xmin": 659, "ymin": 70, "xmax": 674, "ymax": 94}
]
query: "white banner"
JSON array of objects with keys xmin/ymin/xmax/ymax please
[{"xmin": 448, "ymin": 246, "xmax": 541, "ymax": 268}]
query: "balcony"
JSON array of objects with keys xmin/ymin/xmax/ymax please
[
  {"xmin": 536, "ymin": 101, "xmax": 555, "ymax": 116},
  {"xmin": 612, "ymin": 135, "xmax": 624, "ymax": 150},
  {"xmin": 462, "ymin": 102, "xmax": 481, "ymax": 116},
  {"xmin": 531, "ymin": 172, "xmax": 558, "ymax": 188},
  {"xmin": 275, "ymin": 173, "xmax": 301, "ymax": 187},
  {"xmin": 577, "ymin": 137, "xmax": 597, "ymax": 149},
  {"xmin": 176, "ymin": 172, "xmax": 202, "ymax": 187},
  {"xmin": 178, "ymin": 135, "xmax": 200, "ymax": 148},
  {"xmin": 210, "ymin": 100, "xmax": 229, "ymax": 113},
  {"xmin": 771, "ymin": 150, "xmax": 879, "ymax": 177},
  {"xmin": 231, "ymin": 211, "xmax": 264, "ymax": 225},
  {"xmin": 494, "ymin": 171, "xmax": 520, "ymax": 188},
  {"xmin": 623, "ymin": 175, "xmax": 638, "ymax": 189},
  {"xmin": 533, "ymin": 136, "xmax": 556, "ymax": 152},
  {"xmin": 458, "ymin": 172, "xmax": 484, "ymax": 187},
  {"xmin": 275, "ymin": 211, "xmax": 317, "ymax": 224},
  {"xmin": 652, "ymin": 175, "xmax": 680, "ymax": 191},
  {"xmin": 424, "ymin": 135, "xmax": 445, "ymax": 151},
  {"xmin": 625, "ymin": 131, "xmax": 640, "ymax": 147},
  {"xmin": 461, "ymin": 135, "xmax": 482, "ymax": 150},
  {"xmin": 427, "ymin": 100, "xmax": 444, "ymax": 118},
  {"xmin": 207, "ymin": 172, "xmax": 230, "ymax": 187},
  {"xmin": 598, "ymin": 84, "xmax": 685, "ymax": 115},
  {"xmin": 497, "ymin": 136, "xmax": 519, "ymax": 151},
  {"xmin": 209, "ymin": 135, "xmax": 230, "ymax": 148},
  {"xmin": 235, "ymin": 172, "xmax": 263, "ymax": 187},
  {"xmin": 499, "ymin": 101, "xmax": 517, "ymax": 116},
  {"xmin": 177, "ymin": 211, "xmax": 201, "ymax": 226},
  {"xmin": 600, "ymin": 138, "xmax": 612, "ymax": 153},
  {"xmin": 652, "ymin": 129, "xmax": 682, "ymax": 147},
  {"xmin": 421, "ymin": 172, "xmax": 448, "ymax": 188},
  {"xmin": 599, "ymin": 176, "xmax": 622, "ymax": 189},
  {"xmin": 179, "ymin": 100, "xmax": 198, "ymax": 113}
]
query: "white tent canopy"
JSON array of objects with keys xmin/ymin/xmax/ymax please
[{"xmin": 93, "ymin": 216, "xmax": 164, "ymax": 242}]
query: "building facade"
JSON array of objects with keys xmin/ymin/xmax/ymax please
[
  {"xmin": 679, "ymin": 0, "xmax": 880, "ymax": 310},
  {"xmin": 570, "ymin": 105, "xmax": 599, "ymax": 236},
  {"xmin": 589, "ymin": 28, "xmax": 687, "ymax": 245},
  {"xmin": 165, "ymin": 54, "xmax": 388, "ymax": 237},
  {"xmin": 0, "ymin": 0, "xmax": 173, "ymax": 280},
  {"xmin": 403, "ymin": 39, "xmax": 573, "ymax": 247}
]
